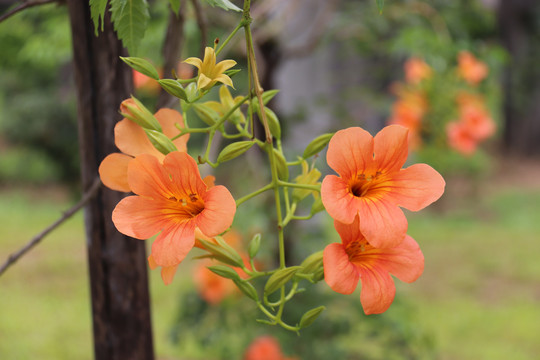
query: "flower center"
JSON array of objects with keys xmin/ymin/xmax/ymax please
[
  {"xmin": 349, "ymin": 171, "xmax": 383, "ymax": 198},
  {"xmin": 168, "ymin": 193, "xmax": 205, "ymax": 218},
  {"xmin": 345, "ymin": 238, "xmax": 374, "ymax": 263}
]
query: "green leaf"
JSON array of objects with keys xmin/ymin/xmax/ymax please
[
  {"xmin": 158, "ymin": 79, "xmax": 188, "ymax": 100},
  {"xmin": 299, "ymin": 306, "xmax": 325, "ymax": 328},
  {"xmin": 110, "ymin": 0, "xmax": 150, "ymax": 55},
  {"xmin": 120, "ymin": 56, "xmax": 160, "ymax": 79},
  {"xmin": 90, "ymin": 0, "xmax": 109, "ymax": 35},
  {"xmin": 376, "ymin": 0, "xmax": 385, "ymax": 14},
  {"xmin": 203, "ymin": 0, "xmax": 241, "ymax": 12},
  {"xmin": 169, "ymin": 0, "xmax": 181, "ymax": 15}
]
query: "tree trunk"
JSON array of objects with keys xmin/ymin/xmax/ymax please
[
  {"xmin": 66, "ymin": 1, "xmax": 155, "ymax": 359},
  {"xmin": 498, "ymin": 0, "xmax": 540, "ymax": 155}
]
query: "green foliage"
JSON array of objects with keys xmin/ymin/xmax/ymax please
[
  {"xmin": 89, "ymin": 0, "xmax": 109, "ymax": 34},
  {"xmin": 110, "ymin": 0, "xmax": 150, "ymax": 55},
  {"xmin": 202, "ymin": 0, "xmax": 242, "ymax": 12}
]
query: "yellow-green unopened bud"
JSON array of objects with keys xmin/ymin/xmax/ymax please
[
  {"xmin": 264, "ymin": 266, "xmax": 302, "ymax": 296},
  {"xmin": 207, "ymin": 265, "xmax": 241, "ymax": 280},
  {"xmin": 234, "ymin": 280, "xmax": 259, "ymax": 301},
  {"xmin": 158, "ymin": 79, "xmax": 187, "ymax": 101},
  {"xmin": 217, "ymin": 141, "xmax": 254, "ymax": 163},
  {"xmin": 144, "ymin": 129, "xmax": 178, "ymax": 155},
  {"xmin": 120, "ymin": 97, "xmax": 162, "ymax": 131},
  {"xmin": 302, "ymin": 133, "xmax": 333, "ymax": 159},
  {"xmin": 272, "ymin": 149, "xmax": 289, "ymax": 181},
  {"xmin": 248, "ymin": 233, "xmax": 261, "ymax": 259},
  {"xmin": 299, "ymin": 306, "xmax": 325, "ymax": 328}
]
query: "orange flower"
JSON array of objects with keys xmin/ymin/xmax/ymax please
[
  {"xmin": 321, "ymin": 125, "xmax": 445, "ymax": 248},
  {"xmin": 99, "ymin": 107, "xmax": 189, "ymax": 192},
  {"xmin": 404, "ymin": 57, "xmax": 432, "ymax": 84},
  {"xmin": 323, "ymin": 217, "xmax": 424, "ymax": 315},
  {"xmin": 133, "ymin": 69, "xmax": 160, "ymax": 94},
  {"xmin": 457, "ymin": 51, "xmax": 488, "ymax": 85},
  {"xmin": 459, "ymin": 104, "xmax": 496, "ymax": 142},
  {"xmin": 112, "ymin": 151, "xmax": 236, "ymax": 269},
  {"xmin": 244, "ymin": 336, "xmax": 297, "ymax": 360},
  {"xmin": 446, "ymin": 121, "xmax": 477, "ymax": 156}
]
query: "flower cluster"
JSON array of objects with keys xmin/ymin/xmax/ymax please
[
  {"xmin": 388, "ymin": 53, "xmax": 496, "ymax": 157},
  {"xmin": 321, "ymin": 126, "xmax": 445, "ymax": 314}
]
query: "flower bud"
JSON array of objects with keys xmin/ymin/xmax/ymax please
[
  {"xmin": 120, "ymin": 97, "xmax": 162, "ymax": 131},
  {"xmin": 144, "ymin": 129, "xmax": 178, "ymax": 155},
  {"xmin": 264, "ymin": 266, "xmax": 302, "ymax": 296},
  {"xmin": 217, "ymin": 141, "xmax": 255, "ymax": 163},
  {"xmin": 299, "ymin": 306, "xmax": 325, "ymax": 328}
]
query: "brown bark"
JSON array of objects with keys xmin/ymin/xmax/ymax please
[
  {"xmin": 498, "ymin": 0, "xmax": 540, "ymax": 155},
  {"xmin": 66, "ymin": 1, "xmax": 154, "ymax": 359}
]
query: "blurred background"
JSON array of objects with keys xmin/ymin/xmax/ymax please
[{"xmin": 1, "ymin": 0, "xmax": 540, "ymax": 359}]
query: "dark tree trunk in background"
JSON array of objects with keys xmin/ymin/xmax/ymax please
[
  {"xmin": 67, "ymin": 1, "xmax": 154, "ymax": 359},
  {"xmin": 498, "ymin": 0, "xmax": 540, "ymax": 155}
]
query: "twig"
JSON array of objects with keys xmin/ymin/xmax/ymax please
[
  {"xmin": 0, "ymin": 177, "xmax": 102, "ymax": 277},
  {"xmin": 0, "ymin": 0, "xmax": 59, "ymax": 23},
  {"xmin": 190, "ymin": 0, "xmax": 208, "ymax": 57}
]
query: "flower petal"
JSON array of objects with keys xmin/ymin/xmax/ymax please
[
  {"xmin": 99, "ymin": 153, "xmax": 132, "ymax": 192},
  {"xmin": 323, "ymin": 243, "xmax": 359, "ymax": 294},
  {"xmin": 333, "ymin": 217, "xmax": 363, "ymax": 248},
  {"xmin": 321, "ymin": 175, "xmax": 359, "ymax": 224},
  {"xmin": 382, "ymin": 235, "xmax": 424, "ymax": 283},
  {"xmin": 198, "ymin": 73, "xmax": 213, "ymax": 90},
  {"xmin": 112, "ymin": 196, "xmax": 169, "ymax": 239},
  {"xmin": 162, "ymin": 152, "xmax": 207, "ymax": 197},
  {"xmin": 213, "ymin": 74, "xmax": 234, "ymax": 88},
  {"xmin": 385, "ymin": 164, "xmax": 445, "ymax": 211},
  {"xmin": 114, "ymin": 118, "xmax": 164, "ymax": 160},
  {"xmin": 373, "ymin": 125, "xmax": 409, "ymax": 174},
  {"xmin": 196, "ymin": 185, "xmax": 236, "ymax": 237},
  {"xmin": 357, "ymin": 197, "xmax": 407, "ymax": 248},
  {"xmin": 151, "ymin": 221, "xmax": 196, "ymax": 267},
  {"xmin": 359, "ymin": 266, "xmax": 396, "ymax": 314},
  {"xmin": 214, "ymin": 59, "xmax": 237, "ymax": 74},
  {"xmin": 183, "ymin": 57, "xmax": 202, "ymax": 69},
  {"xmin": 161, "ymin": 264, "xmax": 179, "ymax": 285},
  {"xmin": 127, "ymin": 154, "xmax": 174, "ymax": 199},
  {"xmin": 326, "ymin": 127, "xmax": 375, "ymax": 179},
  {"xmin": 155, "ymin": 108, "xmax": 189, "ymax": 153},
  {"xmin": 202, "ymin": 47, "xmax": 216, "ymax": 69}
]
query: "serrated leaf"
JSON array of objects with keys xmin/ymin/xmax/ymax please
[
  {"xmin": 203, "ymin": 0, "xmax": 241, "ymax": 12},
  {"xmin": 169, "ymin": 0, "xmax": 181, "ymax": 15},
  {"xmin": 376, "ymin": 0, "xmax": 385, "ymax": 14},
  {"xmin": 90, "ymin": 0, "xmax": 109, "ymax": 35},
  {"xmin": 110, "ymin": 0, "xmax": 150, "ymax": 55}
]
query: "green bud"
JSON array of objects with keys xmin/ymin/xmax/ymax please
[
  {"xmin": 272, "ymin": 149, "xmax": 289, "ymax": 181},
  {"xmin": 193, "ymin": 103, "xmax": 220, "ymax": 126},
  {"xmin": 264, "ymin": 266, "xmax": 302, "ymax": 296},
  {"xmin": 264, "ymin": 107, "xmax": 281, "ymax": 140},
  {"xmin": 217, "ymin": 141, "xmax": 255, "ymax": 163},
  {"xmin": 184, "ymin": 82, "xmax": 198, "ymax": 103},
  {"xmin": 197, "ymin": 238, "xmax": 244, "ymax": 267},
  {"xmin": 302, "ymin": 133, "xmax": 334, "ymax": 159},
  {"xmin": 120, "ymin": 56, "xmax": 160, "ymax": 80},
  {"xmin": 158, "ymin": 79, "xmax": 187, "ymax": 101},
  {"xmin": 310, "ymin": 196, "xmax": 325, "ymax": 215},
  {"xmin": 234, "ymin": 280, "xmax": 259, "ymax": 301},
  {"xmin": 299, "ymin": 306, "xmax": 325, "ymax": 328},
  {"xmin": 144, "ymin": 129, "xmax": 178, "ymax": 155},
  {"xmin": 248, "ymin": 233, "xmax": 261, "ymax": 259},
  {"xmin": 299, "ymin": 251, "xmax": 323, "ymax": 275},
  {"xmin": 120, "ymin": 97, "xmax": 162, "ymax": 131},
  {"xmin": 207, "ymin": 265, "xmax": 241, "ymax": 280},
  {"xmin": 249, "ymin": 89, "xmax": 280, "ymax": 110}
]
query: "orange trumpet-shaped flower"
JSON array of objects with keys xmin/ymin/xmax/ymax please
[
  {"xmin": 321, "ymin": 125, "xmax": 445, "ymax": 248},
  {"xmin": 112, "ymin": 151, "xmax": 236, "ymax": 268},
  {"xmin": 244, "ymin": 335, "xmax": 297, "ymax": 360},
  {"xmin": 99, "ymin": 108, "xmax": 189, "ymax": 192},
  {"xmin": 446, "ymin": 121, "xmax": 478, "ymax": 156},
  {"xmin": 404, "ymin": 57, "xmax": 432, "ymax": 84},
  {"xmin": 457, "ymin": 51, "xmax": 488, "ymax": 85},
  {"xmin": 323, "ymin": 217, "xmax": 424, "ymax": 315}
]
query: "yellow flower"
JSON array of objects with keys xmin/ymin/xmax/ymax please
[
  {"xmin": 184, "ymin": 47, "xmax": 237, "ymax": 90},
  {"xmin": 202, "ymin": 86, "xmax": 246, "ymax": 124}
]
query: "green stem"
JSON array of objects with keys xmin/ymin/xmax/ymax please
[
  {"xmin": 216, "ymin": 22, "xmax": 243, "ymax": 56},
  {"xmin": 277, "ymin": 181, "xmax": 321, "ymax": 191},
  {"xmin": 282, "ymin": 202, "xmax": 297, "ymax": 227},
  {"xmin": 235, "ymin": 183, "xmax": 273, "ymax": 206}
]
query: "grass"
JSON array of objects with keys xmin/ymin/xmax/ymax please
[{"xmin": 1, "ymin": 180, "xmax": 540, "ymax": 359}]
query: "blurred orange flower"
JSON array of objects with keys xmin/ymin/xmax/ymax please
[
  {"xmin": 404, "ymin": 57, "xmax": 432, "ymax": 84},
  {"xmin": 321, "ymin": 126, "xmax": 445, "ymax": 248},
  {"xmin": 111, "ymin": 152, "xmax": 236, "ymax": 270},
  {"xmin": 243, "ymin": 336, "xmax": 297, "ymax": 360},
  {"xmin": 457, "ymin": 51, "xmax": 488, "ymax": 85},
  {"xmin": 133, "ymin": 69, "xmax": 161, "ymax": 95},
  {"xmin": 446, "ymin": 121, "xmax": 478, "ymax": 156},
  {"xmin": 324, "ymin": 217, "xmax": 424, "ymax": 314},
  {"xmin": 99, "ymin": 107, "xmax": 189, "ymax": 192},
  {"xmin": 388, "ymin": 90, "xmax": 428, "ymax": 149}
]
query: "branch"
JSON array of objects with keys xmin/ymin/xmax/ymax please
[
  {"xmin": 0, "ymin": 0, "xmax": 59, "ymax": 23},
  {"xmin": 0, "ymin": 177, "xmax": 102, "ymax": 277},
  {"xmin": 190, "ymin": 0, "xmax": 208, "ymax": 57}
]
